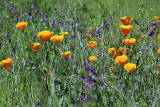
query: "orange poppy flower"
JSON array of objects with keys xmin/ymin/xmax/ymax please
[
  {"xmin": 120, "ymin": 25, "xmax": 133, "ymax": 36},
  {"xmin": 61, "ymin": 51, "xmax": 72, "ymax": 58},
  {"xmin": 89, "ymin": 56, "xmax": 96, "ymax": 63},
  {"xmin": 48, "ymin": 72, "xmax": 51, "ymax": 77},
  {"xmin": 116, "ymin": 47, "xmax": 123, "ymax": 57},
  {"xmin": 108, "ymin": 48, "xmax": 116, "ymax": 56},
  {"xmin": 110, "ymin": 67, "xmax": 115, "ymax": 73},
  {"xmin": 61, "ymin": 31, "xmax": 69, "ymax": 36},
  {"xmin": 141, "ymin": 35, "xmax": 145, "ymax": 40},
  {"xmin": 31, "ymin": 43, "xmax": 41, "ymax": 53},
  {"xmin": 82, "ymin": 92, "xmax": 88, "ymax": 96},
  {"xmin": 85, "ymin": 34, "xmax": 93, "ymax": 38},
  {"xmin": 158, "ymin": 34, "xmax": 160, "ymax": 40},
  {"xmin": 16, "ymin": 22, "xmax": 28, "ymax": 31},
  {"xmin": 0, "ymin": 58, "xmax": 12, "ymax": 69},
  {"xmin": 88, "ymin": 27, "xmax": 92, "ymax": 32},
  {"xmin": 115, "ymin": 55, "xmax": 128, "ymax": 66},
  {"xmin": 154, "ymin": 16, "xmax": 159, "ymax": 23},
  {"xmin": 124, "ymin": 63, "xmax": 136, "ymax": 72},
  {"xmin": 50, "ymin": 35, "xmax": 64, "ymax": 44},
  {"xmin": 153, "ymin": 71, "xmax": 160, "ymax": 75},
  {"xmin": 37, "ymin": 31, "xmax": 53, "ymax": 41},
  {"xmin": 158, "ymin": 49, "xmax": 160, "ymax": 54},
  {"xmin": 157, "ymin": 64, "xmax": 160, "ymax": 68},
  {"xmin": 87, "ymin": 41, "xmax": 97, "ymax": 49},
  {"xmin": 123, "ymin": 38, "xmax": 136, "ymax": 47},
  {"xmin": 119, "ymin": 17, "xmax": 132, "ymax": 25}
]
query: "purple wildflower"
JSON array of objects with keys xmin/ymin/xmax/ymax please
[
  {"xmin": 95, "ymin": 32, "xmax": 98, "ymax": 38},
  {"xmin": 42, "ymin": 10, "xmax": 46, "ymax": 22},
  {"xmin": 37, "ymin": 100, "xmax": 41, "ymax": 107},
  {"xmin": 101, "ymin": 74, "xmax": 106, "ymax": 84},
  {"xmin": 7, "ymin": 34, "xmax": 11, "ymax": 42},
  {"xmin": 52, "ymin": 17, "xmax": 57, "ymax": 27},
  {"xmin": 148, "ymin": 21, "xmax": 157, "ymax": 37},
  {"xmin": 97, "ymin": 25, "xmax": 101, "ymax": 34},
  {"xmin": 30, "ymin": 16, "xmax": 34, "ymax": 21},
  {"xmin": 85, "ymin": 66, "xmax": 98, "ymax": 78},
  {"xmin": 7, "ymin": 4, "xmax": 11, "ymax": 11},
  {"xmin": 83, "ymin": 76, "xmax": 96, "ymax": 85},
  {"xmin": 149, "ymin": 30, "xmax": 155, "ymax": 37},
  {"xmin": 25, "ymin": 63, "xmax": 27, "ymax": 68},
  {"xmin": 81, "ymin": 97, "xmax": 87, "ymax": 103},
  {"xmin": 103, "ymin": 21, "xmax": 109, "ymax": 30},
  {"xmin": 30, "ymin": 9, "xmax": 33, "ymax": 15},
  {"xmin": 29, "ymin": 60, "xmax": 34, "ymax": 65},
  {"xmin": 85, "ymin": 83, "xmax": 91, "ymax": 91},
  {"xmin": 35, "ymin": 7, "xmax": 38, "ymax": 15},
  {"xmin": 12, "ymin": 48, "xmax": 15, "ymax": 53},
  {"xmin": 0, "ymin": 42, "xmax": 2, "ymax": 49},
  {"xmin": 142, "ymin": 20, "xmax": 148, "ymax": 26},
  {"xmin": 151, "ymin": 21, "xmax": 156, "ymax": 26},
  {"xmin": 139, "ymin": 43, "xmax": 148, "ymax": 51},
  {"xmin": 63, "ymin": 20, "xmax": 66, "ymax": 28},
  {"xmin": 13, "ymin": 8, "xmax": 17, "ymax": 14}
]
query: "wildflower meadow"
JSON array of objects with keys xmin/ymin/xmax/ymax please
[{"xmin": 0, "ymin": 0, "xmax": 160, "ymax": 106}]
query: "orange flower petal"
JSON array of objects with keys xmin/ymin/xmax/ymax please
[
  {"xmin": 61, "ymin": 51, "xmax": 72, "ymax": 58},
  {"xmin": 87, "ymin": 41, "xmax": 97, "ymax": 49},
  {"xmin": 32, "ymin": 43, "xmax": 41, "ymax": 53},
  {"xmin": 37, "ymin": 31, "xmax": 53, "ymax": 41},
  {"xmin": 108, "ymin": 48, "xmax": 116, "ymax": 56},
  {"xmin": 124, "ymin": 63, "xmax": 136, "ymax": 72},
  {"xmin": 158, "ymin": 34, "xmax": 160, "ymax": 40},
  {"xmin": 16, "ymin": 22, "xmax": 28, "ymax": 31},
  {"xmin": 154, "ymin": 16, "xmax": 159, "ymax": 23},
  {"xmin": 115, "ymin": 55, "xmax": 128, "ymax": 66},
  {"xmin": 0, "ymin": 58, "xmax": 12, "ymax": 69},
  {"xmin": 89, "ymin": 56, "xmax": 96, "ymax": 63},
  {"xmin": 51, "ymin": 35, "xmax": 64, "ymax": 44},
  {"xmin": 123, "ymin": 38, "xmax": 136, "ymax": 47},
  {"xmin": 120, "ymin": 25, "xmax": 133, "ymax": 36},
  {"xmin": 158, "ymin": 49, "xmax": 160, "ymax": 54},
  {"xmin": 119, "ymin": 17, "xmax": 132, "ymax": 25}
]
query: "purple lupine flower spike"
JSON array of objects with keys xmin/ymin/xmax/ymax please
[
  {"xmin": 98, "ymin": 25, "xmax": 101, "ymax": 34},
  {"xmin": 25, "ymin": 63, "xmax": 27, "ymax": 68},
  {"xmin": 95, "ymin": 32, "xmax": 98, "ymax": 38},
  {"xmin": 52, "ymin": 17, "xmax": 57, "ymax": 27},
  {"xmin": 30, "ymin": 16, "xmax": 34, "ymax": 21},
  {"xmin": 7, "ymin": 34, "xmax": 11, "ymax": 42},
  {"xmin": 29, "ymin": 60, "xmax": 34, "ymax": 65},
  {"xmin": 35, "ymin": 7, "xmax": 38, "ymax": 15},
  {"xmin": 103, "ymin": 21, "xmax": 109, "ymax": 30},
  {"xmin": 148, "ymin": 21, "xmax": 157, "ymax": 37},
  {"xmin": 63, "ymin": 20, "xmax": 66, "ymax": 28},
  {"xmin": 13, "ymin": 8, "xmax": 17, "ymax": 14},
  {"xmin": 151, "ymin": 21, "xmax": 156, "ymax": 26},
  {"xmin": 85, "ymin": 66, "xmax": 98, "ymax": 78},
  {"xmin": 0, "ymin": 42, "xmax": 2, "ymax": 49},
  {"xmin": 42, "ymin": 10, "xmax": 46, "ymax": 22},
  {"xmin": 101, "ymin": 74, "xmax": 106, "ymax": 84},
  {"xmin": 83, "ymin": 76, "xmax": 96, "ymax": 85},
  {"xmin": 139, "ymin": 43, "xmax": 148, "ymax": 51},
  {"xmin": 81, "ymin": 97, "xmax": 87, "ymax": 103},
  {"xmin": 7, "ymin": 4, "xmax": 11, "ymax": 11},
  {"xmin": 85, "ymin": 83, "xmax": 91, "ymax": 92}
]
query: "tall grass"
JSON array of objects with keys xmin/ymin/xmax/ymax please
[{"xmin": 0, "ymin": 0, "xmax": 160, "ymax": 106}]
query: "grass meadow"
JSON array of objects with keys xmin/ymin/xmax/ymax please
[{"xmin": 0, "ymin": 0, "xmax": 160, "ymax": 106}]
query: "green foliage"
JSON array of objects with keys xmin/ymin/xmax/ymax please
[{"xmin": 0, "ymin": 0, "xmax": 160, "ymax": 106}]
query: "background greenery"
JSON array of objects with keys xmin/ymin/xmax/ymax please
[{"xmin": 0, "ymin": 0, "xmax": 160, "ymax": 106}]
